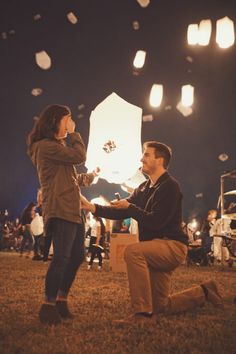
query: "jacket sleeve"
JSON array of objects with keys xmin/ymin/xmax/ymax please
[
  {"xmin": 127, "ymin": 181, "xmax": 181, "ymax": 232},
  {"xmin": 94, "ymin": 204, "xmax": 130, "ymax": 220},
  {"xmin": 41, "ymin": 132, "xmax": 86, "ymax": 165}
]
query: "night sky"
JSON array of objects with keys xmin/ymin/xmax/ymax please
[{"xmin": 0, "ymin": 0, "xmax": 236, "ymax": 221}]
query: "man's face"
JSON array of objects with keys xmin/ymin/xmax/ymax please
[{"xmin": 140, "ymin": 147, "xmax": 162, "ymax": 175}]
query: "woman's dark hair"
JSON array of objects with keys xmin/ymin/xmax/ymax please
[{"xmin": 27, "ymin": 104, "xmax": 70, "ymax": 151}]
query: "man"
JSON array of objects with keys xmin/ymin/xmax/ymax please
[{"xmin": 81, "ymin": 141, "xmax": 223, "ymax": 324}]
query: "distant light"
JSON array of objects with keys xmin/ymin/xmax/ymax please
[
  {"xmin": 132, "ymin": 21, "xmax": 140, "ymax": 30},
  {"xmin": 142, "ymin": 114, "xmax": 153, "ymax": 122},
  {"xmin": 195, "ymin": 193, "xmax": 203, "ymax": 198},
  {"xmin": 35, "ymin": 51, "xmax": 51, "ymax": 70},
  {"xmin": 78, "ymin": 104, "xmax": 85, "ymax": 110},
  {"xmin": 1, "ymin": 32, "xmax": 7, "ymax": 40},
  {"xmin": 31, "ymin": 88, "xmax": 43, "ymax": 96},
  {"xmin": 67, "ymin": 12, "xmax": 78, "ymax": 24},
  {"xmin": 216, "ymin": 16, "xmax": 235, "ymax": 49},
  {"xmin": 181, "ymin": 84, "xmax": 194, "ymax": 107},
  {"xmin": 195, "ymin": 231, "xmax": 201, "ymax": 236},
  {"xmin": 186, "ymin": 56, "xmax": 193, "ymax": 63},
  {"xmin": 176, "ymin": 101, "xmax": 193, "ymax": 117},
  {"xmin": 133, "ymin": 50, "xmax": 146, "ymax": 69},
  {"xmin": 218, "ymin": 153, "xmax": 229, "ymax": 162},
  {"xmin": 187, "ymin": 24, "xmax": 199, "ymax": 45},
  {"xmin": 188, "ymin": 219, "xmax": 198, "ymax": 231},
  {"xmin": 136, "ymin": 0, "xmax": 150, "ymax": 8},
  {"xmin": 149, "ymin": 84, "xmax": 163, "ymax": 108},
  {"xmin": 198, "ymin": 19, "xmax": 212, "ymax": 46},
  {"xmin": 33, "ymin": 14, "xmax": 42, "ymax": 21}
]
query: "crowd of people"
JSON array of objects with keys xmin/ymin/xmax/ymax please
[{"xmin": 1, "ymin": 103, "xmax": 234, "ymax": 326}]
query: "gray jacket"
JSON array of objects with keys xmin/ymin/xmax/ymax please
[{"xmin": 29, "ymin": 132, "xmax": 92, "ymax": 226}]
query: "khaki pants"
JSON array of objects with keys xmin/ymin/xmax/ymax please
[{"xmin": 124, "ymin": 239, "xmax": 206, "ymax": 314}]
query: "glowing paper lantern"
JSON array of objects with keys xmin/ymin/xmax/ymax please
[
  {"xmin": 149, "ymin": 84, "xmax": 163, "ymax": 107},
  {"xmin": 121, "ymin": 169, "xmax": 146, "ymax": 193},
  {"xmin": 35, "ymin": 51, "xmax": 51, "ymax": 70},
  {"xmin": 136, "ymin": 0, "xmax": 150, "ymax": 8},
  {"xmin": 198, "ymin": 19, "xmax": 212, "ymax": 46},
  {"xmin": 176, "ymin": 101, "xmax": 193, "ymax": 117},
  {"xmin": 133, "ymin": 50, "xmax": 146, "ymax": 69},
  {"xmin": 187, "ymin": 24, "xmax": 199, "ymax": 45},
  {"xmin": 216, "ymin": 16, "xmax": 235, "ymax": 49},
  {"xmin": 85, "ymin": 93, "xmax": 142, "ymax": 184},
  {"xmin": 181, "ymin": 84, "xmax": 194, "ymax": 107},
  {"xmin": 67, "ymin": 12, "xmax": 78, "ymax": 24}
]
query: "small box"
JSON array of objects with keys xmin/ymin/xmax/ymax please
[{"xmin": 109, "ymin": 233, "xmax": 139, "ymax": 272}]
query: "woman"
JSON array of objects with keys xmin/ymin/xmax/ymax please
[{"xmin": 27, "ymin": 104, "xmax": 91, "ymax": 325}]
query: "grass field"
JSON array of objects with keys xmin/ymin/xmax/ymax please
[{"xmin": 0, "ymin": 252, "xmax": 236, "ymax": 354}]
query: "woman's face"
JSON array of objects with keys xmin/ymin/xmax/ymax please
[{"xmin": 55, "ymin": 113, "xmax": 71, "ymax": 139}]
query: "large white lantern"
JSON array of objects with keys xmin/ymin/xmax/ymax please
[
  {"xmin": 198, "ymin": 19, "xmax": 212, "ymax": 46},
  {"xmin": 133, "ymin": 50, "xmax": 146, "ymax": 69},
  {"xmin": 149, "ymin": 84, "xmax": 163, "ymax": 107},
  {"xmin": 85, "ymin": 93, "xmax": 142, "ymax": 184},
  {"xmin": 216, "ymin": 16, "xmax": 235, "ymax": 49},
  {"xmin": 181, "ymin": 84, "xmax": 194, "ymax": 107},
  {"xmin": 187, "ymin": 24, "xmax": 199, "ymax": 45}
]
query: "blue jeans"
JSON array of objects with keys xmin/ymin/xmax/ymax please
[{"xmin": 45, "ymin": 218, "xmax": 85, "ymax": 302}]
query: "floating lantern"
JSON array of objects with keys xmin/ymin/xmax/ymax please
[
  {"xmin": 198, "ymin": 19, "xmax": 212, "ymax": 46},
  {"xmin": 35, "ymin": 51, "xmax": 51, "ymax": 70},
  {"xmin": 187, "ymin": 24, "xmax": 199, "ymax": 45},
  {"xmin": 181, "ymin": 84, "xmax": 194, "ymax": 107},
  {"xmin": 216, "ymin": 16, "xmax": 235, "ymax": 49},
  {"xmin": 133, "ymin": 50, "xmax": 146, "ymax": 69},
  {"xmin": 85, "ymin": 93, "xmax": 142, "ymax": 184},
  {"xmin": 149, "ymin": 84, "xmax": 163, "ymax": 107}
]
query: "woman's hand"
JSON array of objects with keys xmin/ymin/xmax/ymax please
[{"xmin": 80, "ymin": 194, "xmax": 96, "ymax": 213}]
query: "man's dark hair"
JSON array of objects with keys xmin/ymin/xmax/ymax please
[
  {"xmin": 143, "ymin": 141, "xmax": 172, "ymax": 168},
  {"xmin": 27, "ymin": 104, "xmax": 70, "ymax": 152}
]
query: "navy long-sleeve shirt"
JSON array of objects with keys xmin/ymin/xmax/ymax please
[{"xmin": 94, "ymin": 171, "xmax": 188, "ymax": 245}]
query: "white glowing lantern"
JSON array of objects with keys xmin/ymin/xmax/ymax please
[
  {"xmin": 133, "ymin": 50, "xmax": 146, "ymax": 69},
  {"xmin": 187, "ymin": 24, "xmax": 199, "ymax": 45},
  {"xmin": 216, "ymin": 16, "xmax": 235, "ymax": 49},
  {"xmin": 136, "ymin": 0, "xmax": 150, "ymax": 8},
  {"xmin": 198, "ymin": 19, "xmax": 212, "ymax": 46},
  {"xmin": 121, "ymin": 169, "xmax": 146, "ymax": 193},
  {"xmin": 149, "ymin": 84, "xmax": 163, "ymax": 107},
  {"xmin": 35, "ymin": 50, "xmax": 51, "ymax": 70},
  {"xmin": 85, "ymin": 93, "xmax": 142, "ymax": 184},
  {"xmin": 181, "ymin": 84, "xmax": 194, "ymax": 107}
]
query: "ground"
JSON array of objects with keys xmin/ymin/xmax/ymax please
[{"xmin": 0, "ymin": 252, "xmax": 236, "ymax": 354}]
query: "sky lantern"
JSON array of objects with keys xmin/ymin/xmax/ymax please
[
  {"xmin": 85, "ymin": 93, "xmax": 142, "ymax": 184},
  {"xmin": 133, "ymin": 50, "xmax": 146, "ymax": 69},
  {"xmin": 181, "ymin": 84, "xmax": 194, "ymax": 107},
  {"xmin": 187, "ymin": 24, "xmax": 199, "ymax": 45},
  {"xmin": 149, "ymin": 84, "xmax": 163, "ymax": 107},
  {"xmin": 35, "ymin": 50, "xmax": 51, "ymax": 70},
  {"xmin": 216, "ymin": 16, "xmax": 235, "ymax": 49},
  {"xmin": 136, "ymin": 0, "xmax": 150, "ymax": 8},
  {"xmin": 198, "ymin": 19, "xmax": 212, "ymax": 46}
]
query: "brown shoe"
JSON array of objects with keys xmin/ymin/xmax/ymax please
[
  {"xmin": 112, "ymin": 313, "xmax": 156, "ymax": 326},
  {"xmin": 201, "ymin": 280, "xmax": 224, "ymax": 309}
]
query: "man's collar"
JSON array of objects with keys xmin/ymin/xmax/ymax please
[{"xmin": 149, "ymin": 171, "xmax": 169, "ymax": 188}]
